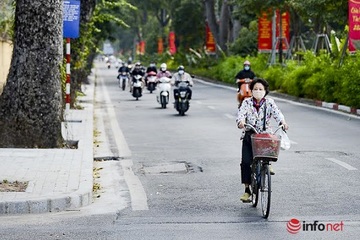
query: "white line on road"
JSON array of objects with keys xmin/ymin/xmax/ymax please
[
  {"xmin": 325, "ymin": 158, "xmax": 357, "ymax": 171},
  {"xmin": 208, "ymin": 106, "xmax": 215, "ymax": 110},
  {"xmin": 99, "ymin": 76, "xmax": 149, "ymax": 211},
  {"xmin": 225, "ymin": 113, "xmax": 235, "ymax": 119}
]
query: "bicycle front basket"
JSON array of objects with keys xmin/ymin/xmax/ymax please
[{"xmin": 251, "ymin": 133, "xmax": 281, "ymax": 160}]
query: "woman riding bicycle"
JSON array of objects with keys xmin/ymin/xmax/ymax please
[{"xmin": 236, "ymin": 78, "xmax": 289, "ymax": 202}]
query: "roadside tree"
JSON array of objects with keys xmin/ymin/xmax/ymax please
[{"xmin": 0, "ymin": 0, "xmax": 63, "ymax": 148}]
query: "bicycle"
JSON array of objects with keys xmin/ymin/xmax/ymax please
[{"xmin": 244, "ymin": 123, "xmax": 284, "ymax": 219}]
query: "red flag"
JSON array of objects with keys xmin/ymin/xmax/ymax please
[
  {"xmin": 139, "ymin": 41, "xmax": 145, "ymax": 55},
  {"xmin": 158, "ymin": 37, "xmax": 163, "ymax": 54},
  {"xmin": 168, "ymin": 32, "xmax": 176, "ymax": 55},
  {"xmin": 205, "ymin": 22, "xmax": 216, "ymax": 53}
]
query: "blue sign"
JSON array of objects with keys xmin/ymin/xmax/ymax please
[{"xmin": 63, "ymin": 0, "xmax": 80, "ymax": 38}]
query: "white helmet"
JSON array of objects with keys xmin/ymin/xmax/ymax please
[{"xmin": 160, "ymin": 63, "xmax": 167, "ymax": 71}]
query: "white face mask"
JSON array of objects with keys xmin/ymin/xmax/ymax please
[
  {"xmin": 252, "ymin": 90, "xmax": 265, "ymax": 100},
  {"xmin": 244, "ymin": 66, "xmax": 250, "ymax": 71},
  {"xmin": 178, "ymin": 70, "xmax": 184, "ymax": 75}
]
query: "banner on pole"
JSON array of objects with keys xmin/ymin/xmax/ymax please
[
  {"xmin": 158, "ymin": 37, "xmax": 163, "ymax": 54},
  {"xmin": 63, "ymin": 0, "xmax": 81, "ymax": 38},
  {"xmin": 258, "ymin": 11, "xmax": 290, "ymax": 52},
  {"xmin": 169, "ymin": 32, "xmax": 177, "ymax": 55},
  {"xmin": 258, "ymin": 12, "xmax": 272, "ymax": 52},
  {"xmin": 139, "ymin": 41, "xmax": 145, "ymax": 55},
  {"xmin": 349, "ymin": 0, "xmax": 360, "ymax": 52},
  {"xmin": 205, "ymin": 22, "xmax": 216, "ymax": 53}
]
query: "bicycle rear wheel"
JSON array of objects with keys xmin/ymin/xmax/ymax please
[
  {"xmin": 250, "ymin": 163, "xmax": 259, "ymax": 207},
  {"xmin": 260, "ymin": 164, "xmax": 271, "ymax": 218}
]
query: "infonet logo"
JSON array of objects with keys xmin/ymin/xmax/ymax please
[{"xmin": 287, "ymin": 218, "xmax": 344, "ymax": 234}]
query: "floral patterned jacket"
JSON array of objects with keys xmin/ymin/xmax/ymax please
[{"xmin": 236, "ymin": 97, "xmax": 285, "ymax": 138}]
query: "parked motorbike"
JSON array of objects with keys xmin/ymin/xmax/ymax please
[
  {"xmin": 117, "ymin": 72, "xmax": 128, "ymax": 91},
  {"xmin": 156, "ymin": 76, "xmax": 171, "ymax": 108},
  {"xmin": 236, "ymin": 78, "xmax": 252, "ymax": 107},
  {"xmin": 174, "ymin": 81, "xmax": 191, "ymax": 115},
  {"xmin": 131, "ymin": 74, "xmax": 143, "ymax": 100},
  {"xmin": 146, "ymin": 71, "xmax": 157, "ymax": 93}
]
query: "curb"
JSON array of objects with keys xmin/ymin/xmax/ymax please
[
  {"xmin": 194, "ymin": 75, "xmax": 360, "ymax": 117},
  {"xmin": 0, "ymin": 75, "xmax": 95, "ymax": 215}
]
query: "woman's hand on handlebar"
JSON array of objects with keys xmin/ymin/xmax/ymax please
[
  {"xmin": 281, "ymin": 122, "xmax": 289, "ymax": 131},
  {"xmin": 237, "ymin": 121, "xmax": 245, "ymax": 129}
]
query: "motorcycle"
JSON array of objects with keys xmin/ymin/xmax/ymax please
[
  {"xmin": 156, "ymin": 76, "xmax": 171, "ymax": 108},
  {"xmin": 117, "ymin": 71, "xmax": 128, "ymax": 91},
  {"xmin": 131, "ymin": 74, "xmax": 144, "ymax": 100},
  {"xmin": 107, "ymin": 61, "xmax": 111, "ymax": 69},
  {"xmin": 146, "ymin": 71, "xmax": 157, "ymax": 93},
  {"xmin": 174, "ymin": 81, "xmax": 191, "ymax": 116},
  {"xmin": 236, "ymin": 78, "xmax": 252, "ymax": 107}
]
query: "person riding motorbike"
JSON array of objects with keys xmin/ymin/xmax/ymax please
[
  {"xmin": 129, "ymin": 62, "xmax": 145, "ymax": 92},
  {"xmin": 156, "ymin": 63, "xmax": 172, "ymax": 79},
  {"xmin": 172, "ymin": 65, "xmax": 193, "ymax": 101},
  {"xmin": 235, "ymin": 60, "xmax": 256, "ymax": 90},
  {"xmin": 235, "ymin": 60, "xmax": 256, "ymax": 107},
  {"xmin": 118, "ymin": 62, "xmax": 130, "ymax": 75},
  {"xmin": 145, "ymin": 62, "xmax": 158, "ymax": 86}
]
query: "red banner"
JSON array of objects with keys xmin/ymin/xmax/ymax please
[
  {"xmin": 168, "ymin": 31, "xmax": 176, "ymax": 55},
  {"xmin": 205, "ymin": 22, "xmax": 216, "ymax": 53},
  {"xmin": 349, "ymin": 0, "xmax": 360, "ymax": 52},
  {"xmin": 276, "ymin": 11, "xmax": 290, "ymax": 50},
  {"xmin": 258, "ymin": 12, "xmax": 272, "ymax": 51},
  {"xmin": 158, "ymin": 37, "xmax": 163, "ymax": 54},
  {"xmin": 139, "ymin": 41, "xmax": 145, "ymax": 55},
  {"xmin": 258, "ymin": 11, "xmax": 290, "ymax": 52}
]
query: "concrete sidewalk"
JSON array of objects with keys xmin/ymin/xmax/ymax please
[{"xmin": 0, "ymin": 76, "xmax": 95, "ymax": 214}]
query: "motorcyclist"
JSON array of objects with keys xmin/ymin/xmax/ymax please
[
  {"xmin": 172, "ymin": 65, "xmax": 193, "ymax": 101},
  {"xmin": 145, "ymin": 62, "xmax": 158, "ymax": 86},
  {"xmin": 235, "ymin": 60, "xmax": 256, "ymax": 91},
  {"xmin": 129, "ymin": 62, "xmax": 145, "ymax": 92},
  {"xmin": 117, "ymin": 62, "xmax": 129, "ymax": 75},
  {"xmin": 156, "ymin": 63, "xmax": 172, "ymax": 79}
]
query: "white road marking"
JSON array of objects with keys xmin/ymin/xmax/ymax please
[
  {"xmin": 196, "ymin": 101, "xmax": 202, "ymax": 105},
  {"xmin": 121, "ymin": 160, "xmax": 149, "ymax": 210},
  {"xmin": 99, "ymin": 76, "xmax": 149, "ymax": 211},
  {"xmin": 225, "ymin": 113, "xmax": 235, "ymax": 119},
  {"xmin": 208, "ymin": 106, "xmax": 215, "ymax": 110},
  {"xmin": 325, "ymin": 158, "xmax": 357, "ymax": 171}
]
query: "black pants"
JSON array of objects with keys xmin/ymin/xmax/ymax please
[
  {"xmin": 240, "ymin": 131, "xmax": 254, "ymax": 184},
  {"xmin": 174, "ymin": 88, "xmax": 192, "ymax": 100}
]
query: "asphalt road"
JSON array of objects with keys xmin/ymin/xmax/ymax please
[{"xmin": 0, "ymin": 62, "xmax": 359, "ymax": 240}]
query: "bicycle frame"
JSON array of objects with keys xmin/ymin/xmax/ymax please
[{"xmin": 244, "ymin": 123, "xmax": 283, "ymax": 219}]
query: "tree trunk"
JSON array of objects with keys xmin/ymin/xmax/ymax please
[
  {"xmin": 219, "ymin": 0, "xmax": 230, "ymax": 52},
  {"xmin": 204, "ymin": 0, "xmax": 229, "ymax": 54},
  {"xmin": 231, "ymin": 6, "xmax": 241, "ymax": 42},
  {"xmin": 0, "ymin": 0, "xmax": 63, "ymax": 148}
]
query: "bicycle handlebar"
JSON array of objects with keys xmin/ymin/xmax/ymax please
[{"xmin": 243, "ymin": 123, "xmax": 285, "ymax": 134}]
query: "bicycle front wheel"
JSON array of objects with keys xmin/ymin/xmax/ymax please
[
  {"xmin": 260, "ymin": 164, "xmax": 271, "ymax": 218},
  {"xmin": 250, "ymin": 163, "xmax": 259, "ymax": 207}
]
